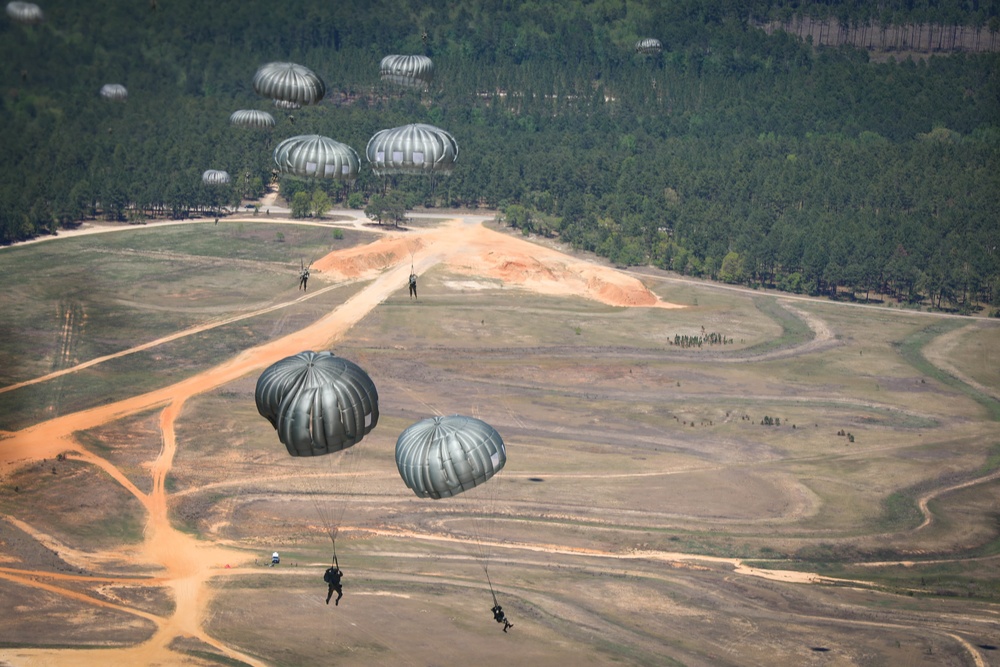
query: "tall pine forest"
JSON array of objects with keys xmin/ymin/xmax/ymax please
[{"xmin": 3, "ymin": 0, "xmax": 999, "ymax": 312}]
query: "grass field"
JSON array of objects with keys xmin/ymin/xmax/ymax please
[{"xmin": 1, "ymin": 217, "xmax": 998, "ymax": 666}]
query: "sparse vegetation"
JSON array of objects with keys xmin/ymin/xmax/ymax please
[{"xmin": 3, "ymin": 214, "xmax": 999, "ymax": 661}]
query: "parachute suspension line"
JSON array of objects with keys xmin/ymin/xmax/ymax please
[
  {"xmin": 332, "ymin": 541, "xmax": 339, "ymax": 569},
  {"xmin": 461, "ymin": 466, "xmax": 506, "ymax": 613},
  {"xmin": 468, "ymin": 467, "xmax": 505, "ymax": 573},
  {"xmin": 307, "ymin": 482, "xmax": 339, "ymax": 545},
  {"xmin": 484, "ymin": 565, "xmax": 499, "ymax": 608},
  {"xmin": 305, "ymin": 442, "xmax": 367, "ymax": 557},
  {"xmin": 409, "ymin": 240, "xmax": 417, "ymax": 279}
]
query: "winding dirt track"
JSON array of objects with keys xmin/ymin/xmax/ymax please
[{"xmin": 0, "ymin": 214, "xmax": 994, "ymax": 666}]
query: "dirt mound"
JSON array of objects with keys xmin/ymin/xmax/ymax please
[
  {"xmin": 451, "ymin": 239, "xmax": 678, "ymax": 309},
  {"xmin": 312, "ymin": 236, "xmax": 423, "ymax": 279},
  {"xmin": 587, "ymin": 273, "xmax": 660, "ymax": 307},
  {"xmin": 309, "ymin": 220, "xmax": 679, "ymax": 309}
]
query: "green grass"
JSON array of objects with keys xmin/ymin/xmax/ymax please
[
  {"xmin": 0, "ymin": 222, "xmax": 376, "ymax": 389},
  {"xmin": 74, "ymin": 509, "xmax": 146, "ymax": 544},
  {"xmin": 801, "ymin": 559, "xmax": 1000, "ymax": 602},
  {"xmin": 0, "ymin": 278, "xmax": 366, "ymax": 430},
  {"xmin": 60, "ymin": 220, "xmax": 362, "ymax": 263},
  {"xmin": 737, "ymin": 296, "xmax": 815, "ymax": 355},
  {"xmin": 878, "ymin": 488, "xmax": 926, "ymax": 533},
  {"xmin": 0, "ymin": 460, "xmax": 146, "ymax": 548},
  {"xmin": 74, "ymin": 430, "xmax": 114, "ymax": 455},
  {"xmin": 897, "ymin": 321, "xmax": 1000, "ymax": 421},
  {"xmin": 980, "ymin": 442, "xmax": 1000, "ymax": 473}
]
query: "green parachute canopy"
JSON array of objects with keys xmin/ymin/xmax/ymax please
[
  {"xmin": 255, "ymin": 351, "xmax": 379, "ymax": 457},
  {"xmin": 395, "ymin": 415, "xmax": 506, "ymax": 499}
]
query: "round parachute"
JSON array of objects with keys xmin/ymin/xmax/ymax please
[
  {"xmin": 379, "ymin": 54, "xmax": 434, "ymax": 89},
  {"xmin": 273, "ymin": 134, "xmax": 360, "ymax": 182},
  {"xmin": 366, "ymin": 124, "xmax": 458, "ymax": 177},
  {"xmin": 395, "ymin": 414, "xmax": 509, "ymax": 605},
  {"xmin": 255, "ymin": 351, "xmax": 379, "ymax": 457},
  {"xmin": 100, "ymin": 84, "xmax": 128, "ymax": 101},
  {"xmin": 6, "ymin": 1, "xmax": 43, "ymax": 23},
  {"xmin": 202, "ymin": 169, "xmax": 231, "ymax": 185},
  {"xmin": 395, "ymin": 415, "xmax": 506, "ymax": 499},
  {"xmin": 273, "ymin": 99, "xmax": 301, "ymax": 111},
  {"xmin": 230, "ymin": 109, "xmax": 275, "ymax": 129},
  {"xmin": 635, "ymin": 37, "xmax": 662, "ymax": 55},
  {"xmin": 253, "ymin": 62, "xmax": 325, "ymax": 106}
]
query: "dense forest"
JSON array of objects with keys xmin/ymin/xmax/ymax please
[{"xmin": 2, "ymin": 0, "xmax": 998, "ymax": 311}]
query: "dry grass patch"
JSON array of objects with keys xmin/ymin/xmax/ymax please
[
  {"xmin": 0, "ymin": 458, "xmax": 145, "ymax": 551},
  {"xmin": 0, "ymin": 579, "xmax": 157, "ymax": 648}
]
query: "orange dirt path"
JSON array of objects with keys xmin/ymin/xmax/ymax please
[{"xmin": 0, "ymin": 217, "xmax": 679, "ymax": 666}]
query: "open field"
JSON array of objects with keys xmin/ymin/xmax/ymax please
[{"xmin": 1, "ymin": 213, "xmax": 999, "ymax": 666}]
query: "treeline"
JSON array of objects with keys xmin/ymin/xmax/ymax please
[{"xmin": 1, "ymin": 0, "xmax": 998, "ymax": 312}]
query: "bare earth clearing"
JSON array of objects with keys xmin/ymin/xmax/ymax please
[{"xmin": 1, "ymin": 211, "xmax": 998, "ymax": 666}]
